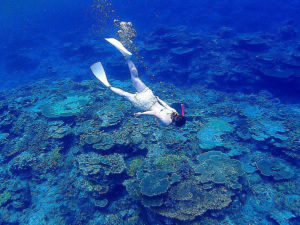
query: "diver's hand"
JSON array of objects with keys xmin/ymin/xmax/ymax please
[{"xmin": 134, "ymin": 112, "xmax": 142, "ymax": 117}]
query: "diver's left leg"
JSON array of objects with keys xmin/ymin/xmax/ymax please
[
  {"xmin": 104, "ymin": 38, "xmax": 147, "ymax": 92},
  {"xmin": 127, "ymin": 59, "xmax": 147, "ymax": 92}
]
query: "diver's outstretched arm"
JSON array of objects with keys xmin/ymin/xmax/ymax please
[{"xmin": 134, "ymin": 111, "xmax": 156, "ymax": 117}]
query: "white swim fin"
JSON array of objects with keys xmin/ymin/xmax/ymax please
[
  {"xmin": 105, "ymin": 38, "xmax": 132, "ymax": 57},
  {"xmin": 90, "ymin": 62, "xmax": 111, "ymax": 87}
]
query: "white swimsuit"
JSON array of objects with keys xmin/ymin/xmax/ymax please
[{"xmin": 132, "ymin": 87, "xmax": 157, "ymax": 111}]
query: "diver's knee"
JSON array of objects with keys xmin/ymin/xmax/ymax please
[
  {"xmin": 131, "ymin": 68, "xmax": 138, "ymax": 77},
  {"xmin": 126, "ymin": 95, "xmax": 135, "ymax": 102}
]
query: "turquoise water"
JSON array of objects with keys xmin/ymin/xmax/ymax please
[{"xmin": 0, "ymin": 1, "xmax": 299, "ymax": 224}]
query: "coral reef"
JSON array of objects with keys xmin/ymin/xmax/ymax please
[
  {"xmin": 0, "ymin": 24, "xmax": 299, "ymax": 224},
  {"xmin": 123, "ymin": 152, "xmax": 242, "ymax": 221},
  {"xmin": 0, "ymin": 78, "xmax": 298, "ymax": 224}
]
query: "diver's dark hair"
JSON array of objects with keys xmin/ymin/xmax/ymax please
[{"xmin": 172, "ymin": 113, "xmax": 186, "ymax": 127}]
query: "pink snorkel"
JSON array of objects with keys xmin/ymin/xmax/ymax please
[{"xmin": 181, "ymin": 104, "xmax": 185, "ymax": 116}]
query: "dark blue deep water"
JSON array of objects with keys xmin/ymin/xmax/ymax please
[{"xmin": 0, "ymin": 1, "xmax": 299, "ymax": 224}]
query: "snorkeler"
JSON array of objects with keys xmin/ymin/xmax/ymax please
[{"xmin": 90, "ymin": 38, "xmax": 186, "ymax": 127}]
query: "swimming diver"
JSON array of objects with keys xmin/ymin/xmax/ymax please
[{"xmin": 90, "ymin": 38, "xmax": 186, "ymax": 127}]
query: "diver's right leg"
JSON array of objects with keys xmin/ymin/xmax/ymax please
[
  {"xmin": 127, "ymin": 59, "xmax": 147, "ymax": 92},
  {"xmin": 109, "ymin": 87, "xmax": 135, "ymax": 102}
]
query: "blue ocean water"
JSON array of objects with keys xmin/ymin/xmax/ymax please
[{"xmin": 0, "ymin": 0, "xmax": 299, "ymax": 224}]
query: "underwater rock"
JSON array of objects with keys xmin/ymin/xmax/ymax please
[
  {"xmin": 0, "ymin": 61, "xmax": 299, "ymax": 224},
  {"xmin": 164, "ymin": 130, "xmax": 187, "ymax": 147},
  {"xmin": 77, "ymin": 178, "xmax": 109, "ymax": 197},
  {"xmin": 82, "ymin": 131, "xmax": 102, "ymax": 145},
  {"xmin": 74, "ymin": 119, "xmax": 103, "ymax": 135}
]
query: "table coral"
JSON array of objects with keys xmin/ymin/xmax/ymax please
[
  {"xmin": 197, "ymin": 117, "xmax": 235, "ymax": 149},
  {"xmin": 41, "ymin": 95, "xmax": 91, "ymax": 118},
  {"xmin": 194, "ymin": 151, "xmax": 243, "ymax": 189},
  {"xmin": 0, "ymin": 57, "xmax": 299, "ymax": 224},
  {"xmin": 256, "ymin": 158, "xmax": 294, "ymax": 180},
  {"xmin": 123, "ymin": 152, "xmax": 242, "ymax": 220},
  {"xmin": 140, "ymin": 172, "xmax": 171, "ymax": 197}
]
